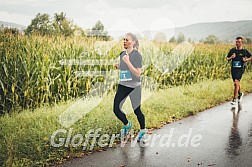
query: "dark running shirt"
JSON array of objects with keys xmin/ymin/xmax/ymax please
[
  {"xmin": 227, "ymin": 48, "xmax": 251, "ymax": 69},
  {"xmin": 119, "ymin": 49, "xmax": 142, "ymax": 88}
]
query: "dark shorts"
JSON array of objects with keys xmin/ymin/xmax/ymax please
[{"xmin": 231, "ymin": 68, "xmax": 244, "ymax": 81}]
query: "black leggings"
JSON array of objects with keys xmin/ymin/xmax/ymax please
[{"xmin": 113, "ymin": 84, "xmax": 145, "ymax": 129}]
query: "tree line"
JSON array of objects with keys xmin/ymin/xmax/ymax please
[
  {"xmin": 0, "ymin": 12, "xmax": 111, "ymax": 40},
  {"xmin": 154, "ymin": 33, "xmax": 252, "ymax": 44}
]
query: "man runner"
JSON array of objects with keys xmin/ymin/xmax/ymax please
[{"xmin": 227, "ymin": 36, "xmax": 252, "ymax": 105}]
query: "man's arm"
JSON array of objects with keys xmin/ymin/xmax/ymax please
[
  {"xmin": 243, "ymin": 57, "xmax": 252, "ymax": 62},
  {"xmin": 227, "ymin": 49, "xmax": 235, "ymax": 61},
  {"xmin": 227, "ymin": 53, "xmax": 236, "ymax": 61},
  {"xmin": 243, "ymin": 49, "xmax": 252, "ymax": 62}
]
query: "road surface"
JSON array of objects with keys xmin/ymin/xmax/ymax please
[{"xmin": 61, "ymin": 94, "xmax": 252, "ymax": 167}]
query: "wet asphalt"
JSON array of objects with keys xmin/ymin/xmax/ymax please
[{"xmin": 61, "ymin": 93, "xmax": 252, "ymax": 167}]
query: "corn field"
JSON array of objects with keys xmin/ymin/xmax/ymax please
[{"xmin": 0, "ymin": 33, "xmax": 251, "ymax": 113}]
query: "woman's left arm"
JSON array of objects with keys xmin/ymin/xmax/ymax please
[
  {"xmin": 122, "ymin": 54, "xmax": 141, "ymax": 77},
  {"xmin": 126, "ymin": 63, "xmax": 141, "ymax": 77}
]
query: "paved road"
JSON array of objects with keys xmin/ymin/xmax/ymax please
[{"xmin": 61, "ymin": 94, "xmax": 252, "ymax": 167}]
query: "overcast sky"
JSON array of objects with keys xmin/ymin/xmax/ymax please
[{"xmin": 1, "ymin": 0, "xmax": 252, "ymax": 36}]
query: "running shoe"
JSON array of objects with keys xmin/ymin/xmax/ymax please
[
  {"xmin": 238, "ymin": 92, "xmax": 244, "ymax": 103},
  {"xmin": 120, "ymin": 121, "xmax": 132, "ymax": 138},
  {"xmin": 137, "ymin": 129, "xmax": 147, "ymax": 142},
  {"xmin": 231, "ymin": 98, "xmax": 237, "ymax": 105}
]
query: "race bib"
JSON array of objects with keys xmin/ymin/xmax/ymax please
[
  {"xmin": 232, "ymin": 61, "xmax": 242, "ymax": 68},
  {"xmin": 120, "ymin": 70, "xmax": 132, "ymax": 81}
]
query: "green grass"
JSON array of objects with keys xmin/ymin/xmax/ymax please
[{"xmin": 1, "ymin": 72, "xmax": 252, "ymax": 166}]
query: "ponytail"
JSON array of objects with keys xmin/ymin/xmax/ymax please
[{"xmin": 126, "ymin": 32, "xmax": 139, "ymax": 50}]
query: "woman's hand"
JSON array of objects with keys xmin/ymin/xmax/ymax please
[
  {"xmin": 122, "ymin": 52, "xmax": 141, "ymax": 77},
  {"xmin": 122, "ymin": 54, "xmax": 130, "ymax": 64},
  {"xmin": 114, "ymin": 63, "xmax": 120, "ymax": 69}
]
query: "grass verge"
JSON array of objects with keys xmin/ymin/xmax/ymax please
[{"xmin": 0, "ymin": 72, "xmax": 252, "ymax": 166}]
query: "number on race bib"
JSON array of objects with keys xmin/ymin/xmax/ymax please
[
  {"xmin": 232, "ymin": 61, "xmax": 242, "ymax": 68},
  {"xmin": 120, "ymin": 70, "xmax": 132, "ymax": 81}
]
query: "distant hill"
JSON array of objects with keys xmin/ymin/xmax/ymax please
[
  {"xmin": 1, "ymin": 20, "xmax": 252, "ymax": 42},
  {"xmin": 175, "ymin": 20, "xmax": 252, "ymax": 42},
  {"xmin": 0, "ymin": 21, "xmax": 26, "ymax": 31}
]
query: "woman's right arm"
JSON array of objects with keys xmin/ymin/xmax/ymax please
[
  {"xmin": 114, "ymin": 63, "xmax": 120, "ymax": 70},
  {"xmin": 114, "ymin": 55, "xmax": 120, "ymax": 70}
]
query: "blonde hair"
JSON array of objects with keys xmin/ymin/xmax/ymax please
[{"xmin": 126, "ymin": 32, "xmax": 139, "ymax": 50}]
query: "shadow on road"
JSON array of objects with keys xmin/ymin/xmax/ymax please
[
  {"xmin": 226, "ymin": 103, "xmax": 242, "ymax": 158},
  {"xmin": 120, "ymin": 144, "xmax": 146, "ymax": 166}
]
